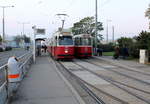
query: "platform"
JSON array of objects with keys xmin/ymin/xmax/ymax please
[{"xmin": 10, "ymin": 56, "xmax": 80, "ymax": 104}]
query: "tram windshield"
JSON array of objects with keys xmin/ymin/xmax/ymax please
[{"xmin": 59, "ymin": 36, "xmax": 73, "ymax": 45}]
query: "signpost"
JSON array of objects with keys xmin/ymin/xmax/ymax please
[{"xmin": 35, "ymin": 29, "xmax": 45, "ymax": 35}]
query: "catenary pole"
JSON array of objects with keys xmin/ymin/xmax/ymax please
[
  {"xmin": 112, "ymin": 26, "xmax": 114, "ymax": 42},
  {"xmin": 95, "ymin": 0, "xmax": 98, "ymax": 55},
  {"xmin": 0, "ymin": 5, "xmax": 14, "ymax": 42}
]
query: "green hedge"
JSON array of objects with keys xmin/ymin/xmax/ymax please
[{"xmin": 99, "ymin": 44, "xmax": 114, "ymax": 52}]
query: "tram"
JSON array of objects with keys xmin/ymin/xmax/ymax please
[
  {"xmin": 47, "ymin": 29, "xmax": 74, "ymax": 60},
  {"xmin": 73, "ymin": 34, "xmax": 93, "ymax": 58}
]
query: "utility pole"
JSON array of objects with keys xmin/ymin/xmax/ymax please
[
  {"xmin": 112, "ymin": 26, "xmax": 114, "ymax": 42},
  {"xmin": 106, "ymin": 19, "xmax": 112, "ymax": 43},
  {"xmin": 32, "ymin": 25, "xmax": 36, "ymax": 63},
  {"xmin": 18, "ymin": 22, "xmax": 30, "ymax": 36},
  {"xmin": 95, "ymin": 0, "xmax": 98, "ymax": 55},
  {"xmin": 0, "ymin": 5, "xmax": 14, "ymax": 43}
]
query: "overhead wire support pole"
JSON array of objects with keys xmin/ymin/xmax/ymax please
[
  {"xmin": 32, "ymin": 25, "xmax": 36, "ymax": 63},
  {"xmin": 106, "ymin": 19, "xmax": 112, "ymax": 43},
  {"xmin": 2, "ymin": 7, "xmax": 5, "ymax": 43},
  {"xmin": 112, "ymin": 26, "xmax": 114, "ymax": 43},
  {"xmin": 106, "ymin": 21, "xmax": 108, "ymax": 43},
  {"xmin": 18, "ymin": 22, "xmax": 30, "ymax": 35},
  {"xmin": 95, "ymin": 0, "xmax": 98, "ymax": 55},
  {"xmin": 0, "ymin": 5, "xmax": 14, "ymax": 43}
]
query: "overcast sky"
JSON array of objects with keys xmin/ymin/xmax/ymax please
[{"xmin": 0, "ymin": 0, "xmax": 149, "ymax": 40}]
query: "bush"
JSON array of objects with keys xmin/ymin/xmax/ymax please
[{"xmin": 99, "ymin": 44, "xmax": 114, "ymax": 52}]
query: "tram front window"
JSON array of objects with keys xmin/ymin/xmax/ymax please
[{"xmin": 59, "ymin": 36, "xmax": 73, "ymax": 45}]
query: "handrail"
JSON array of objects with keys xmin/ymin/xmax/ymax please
[
  {"xmin": 0, "ymin": 51, "xmax": 31, "ymax": 71},
  {"xmin": 0, "ymin": 52, "xmax": 33, "ymax": 104}
]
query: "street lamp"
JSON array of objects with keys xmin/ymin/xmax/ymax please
[{"xmin": 0, "ymin": 5, "xmax": 14, "ymax": 42}]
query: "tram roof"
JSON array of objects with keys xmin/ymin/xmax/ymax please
[
  {"xmin": 53, "ymin": 30, "xmax": 73, "ymax": 37},
  {"xmin": 73, "ymin": 34, "xmax": 92, "ymax": 38}
]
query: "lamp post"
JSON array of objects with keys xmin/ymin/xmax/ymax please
[{"xmin": 0, "ymin": 5, "xmax": 14, "ymax": 42}]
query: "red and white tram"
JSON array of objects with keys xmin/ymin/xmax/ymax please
[
  {"xmin": 47, "ymin": 29, "xmax": 74, "ymax": 60},
  {"xmin": 73, "ymin": 34, "xmax": 93, "ymax": 58}
]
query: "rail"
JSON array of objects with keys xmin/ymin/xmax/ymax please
[
  {"xmin": 0, "ymin": 52, "xmax": 33, "ymax": 104},
  {"xmin": 55, "ymin": 61, "xmax": 106, "ymax": 104}
]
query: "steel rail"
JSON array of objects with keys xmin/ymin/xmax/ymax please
[
  {"xmin": 55, "ymin": 60, "xmax": 106, "ymax": 104},
  {"xmin": 94, "ymin": 57, "xmax": 150, "ymax": 76},
  {"xmin": 84, "ymin": 59, "xmax": 150, "ymax": 94},
  {"xmin": 74, "ymin": 60, "xmax": 150, "ymax": 104}
]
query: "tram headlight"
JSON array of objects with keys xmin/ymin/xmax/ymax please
[{"xmin": 65, "ymin": 50, "xmax": 68, "ymax": 53}]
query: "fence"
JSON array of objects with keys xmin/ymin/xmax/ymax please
[{"xmin": 0, "ymin": 52, "xmax": 33, "ymax": 104}]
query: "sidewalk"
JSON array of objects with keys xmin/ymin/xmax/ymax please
[{"xmin": 10, "ymin": 56, "xmax": 80, "ymax": 104}]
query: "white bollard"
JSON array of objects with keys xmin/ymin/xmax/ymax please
[
  {"xmin": 139, "ymin": 49, "xmax": 149, "ymax": 64},
  {"xmin": 7, "ymin": 56, "xmax": 21, "ymax": 92}
]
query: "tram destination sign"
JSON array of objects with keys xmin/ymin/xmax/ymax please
[{"xmin": 35, "ymin": 28, "xmax": 45, "ymax": 35}]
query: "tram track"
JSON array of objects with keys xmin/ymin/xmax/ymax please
[
  {"xmin": 83, "ymin": 59, "xmax": 150, "ymax": 91},
  {"xmin": 55, "ymin": 60, "xmax": 132, "ymax": 104},
  {"xmin": 94, "ymin": 57, "xmax": 150, "ymax": 76},
  {"xmin": 73, "ymin": 59, "xmax": 150, "ymax": 104},
  {"xmin": 54, "ymin": 60, "xmax": 106, "ymax": 104}
]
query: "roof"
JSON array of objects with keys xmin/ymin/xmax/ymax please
[{"xmin": 73, "ymin": 34, "xmax": 92, "ymax": 38}]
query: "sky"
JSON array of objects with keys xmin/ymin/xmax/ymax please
[{"xmin": 0, "ymin": 0, "xmax": 149, "ymax": 40}]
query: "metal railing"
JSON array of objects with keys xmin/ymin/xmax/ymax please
[{"xmin": 0, "ymin": 52, "xmax": 33, "ymax": 104}]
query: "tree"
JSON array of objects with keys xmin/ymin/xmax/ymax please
[
  {"xmin": 13, "ymin": 35, "xmax": 31, "ymax": 47},
  {"xmin": 72, "ymin": 16, "xmax": 103, "ymax": 40},
  {"xmin": 22, "ymin": 35, "xmax": 30, "ymax": 43},
  {"xmin": 117, "ymin": 37, "xmax": 133, "ymax": 48},
  {"xmin": 117, "ymin": 37, "xmax": 134, "ymax": 56},
  {"xmin": 135, "ymin": 31, "xmax": 150, "ymax": 50},
  {"xmin": 145, "ymin": 4, "xmax": 150, "ymax": 19},
  {"xmin": 13, "ymin": 35, "xmax": 22, "ymax": 46}
]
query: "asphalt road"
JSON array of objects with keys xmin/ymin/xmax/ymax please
[{"xmin": 0, "ymin": 48, "xmax": 31, "ymax": 67}]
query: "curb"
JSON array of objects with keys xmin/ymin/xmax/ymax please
[{"xmin": 48, "ymin": 57, "xmax": 86, "ymax": 104}]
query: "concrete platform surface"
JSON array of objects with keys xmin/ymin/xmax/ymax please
[{"xmin": 10, "ymin": 56, "xmax": 80, "ymax": 104}]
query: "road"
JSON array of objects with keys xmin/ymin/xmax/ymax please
[{"xmin": 0, "ymin": 48, "xmax": 31, "ymax": 67}]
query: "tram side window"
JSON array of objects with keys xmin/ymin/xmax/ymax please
[
  {"xmin": 82, "ymin": 38, "xmax": 91, "ymax": 45},
  {"xmin": 75, "ymin": 37, "xmax": 80, "ymax": 46},
  {"xmin": 88, "ymin": 38, "xmax": 92, "ymax": 45}
]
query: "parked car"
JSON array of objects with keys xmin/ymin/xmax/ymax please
[
  {"xmin": 5, "ymin": 46, "xmax": 12, "ymax": 51},
  {"xmin": 0, "ymin": 44, "xmax": 6, "ymax": 52}
]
